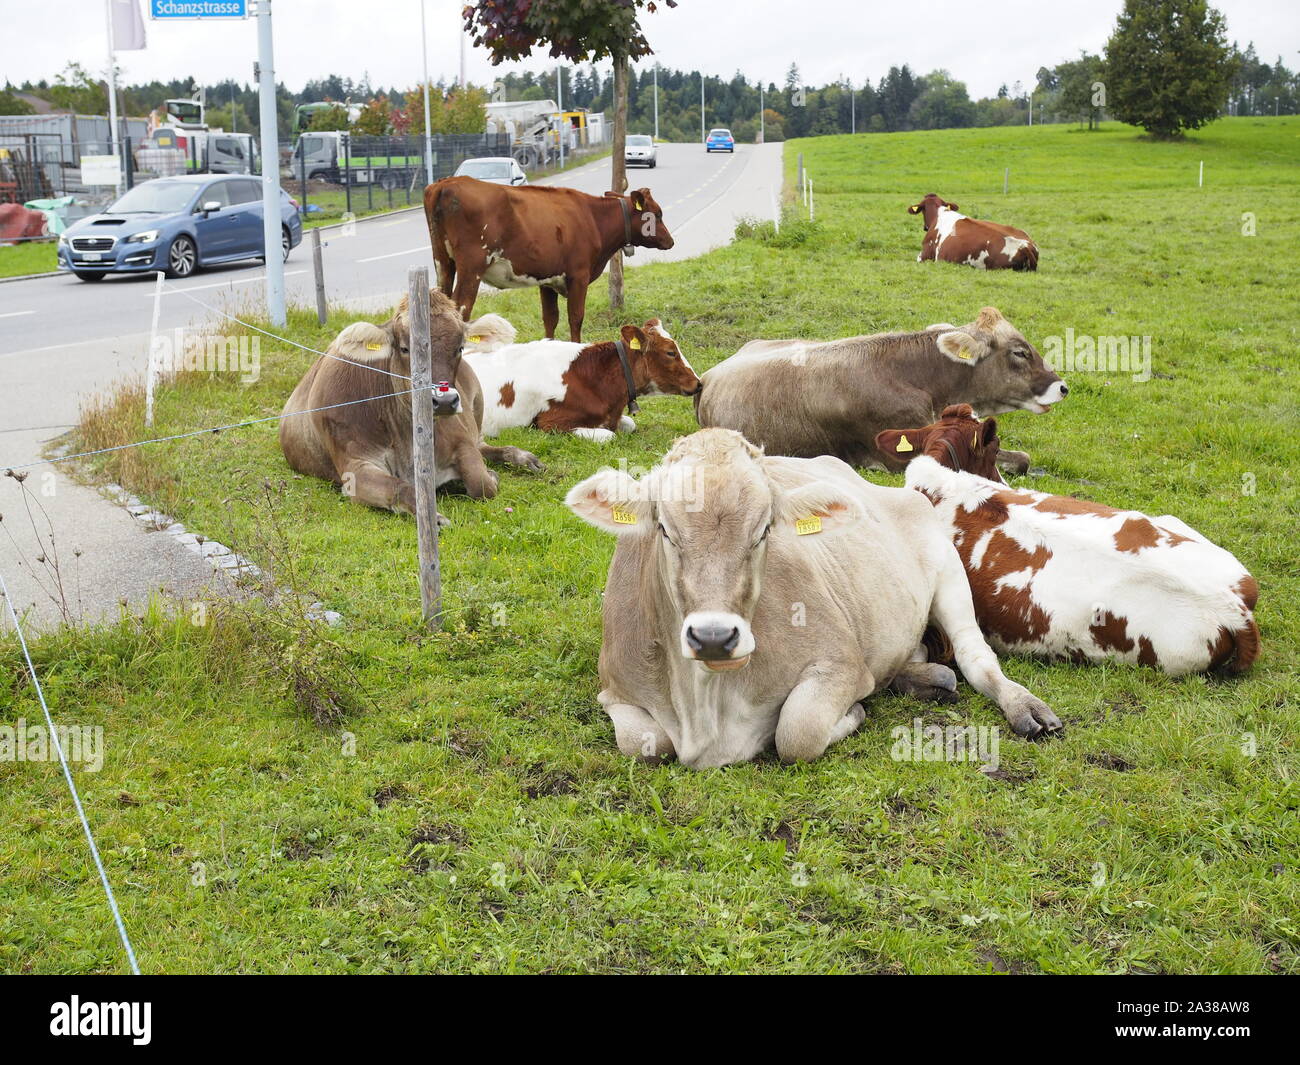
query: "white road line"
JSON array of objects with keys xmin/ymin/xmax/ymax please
[
  {"xmin": 357, "ymin": 245, "xmax": 432, "ymax": 263},
  {"xmin": 146, "ymin": 270, "xmax": 306, "ymax": 298}
]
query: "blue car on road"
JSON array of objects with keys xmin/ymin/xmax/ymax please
[
  {"xmin": 58, "ymin": 174, "xmax": 303, "ymax": 282},
  {"xmin": 705, "ymin": 127, "xmax": 735, "ymax": 153}
]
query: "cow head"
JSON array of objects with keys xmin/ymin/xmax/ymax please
[
  {"xmin": 930, "ymin": 307, "xmax": 1067, "ymax": 415},
  {"xmin": 907, "ymin": 192, "xmax": 957, "ymax": 230},
  {"xmin": 610, "ymin": 188, "xmax": 674, "ymax": 252},
  {"xmin": 622, "ymin": 319, "xmax": 701, "ymax": 397},
  {"xmin": 875, "ymin": 404, "xmax": 1006, "ymax": 483},
  {"xmin": 388, "ymin": 291, "xmax": 467, "ymax": 417},
  {"xmin": 566, "ymin": 429, "xmax": 859, "ymax": 671}
]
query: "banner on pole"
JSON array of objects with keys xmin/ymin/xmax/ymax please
[{"xmin": 112, "ymin": 0, "xmax": 147, "ymax": 49}]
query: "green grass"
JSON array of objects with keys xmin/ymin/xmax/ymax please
[
  {"xmin": 0, "ymin": 239, "xmax": 56, "ymax": 278},
  {"xmin": 3, "ymin": 118, "xmax": 1298, "ymax": 974}
]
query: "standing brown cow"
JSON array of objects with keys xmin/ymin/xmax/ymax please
[
  {"xmin": 423, "ymin": 176, "xmax": 674, "ymax": 341},
  {"xmin": 909, "ymin": 193, "xmax": 1039, "ymax": 270},
  {"xmin": 279, "ymin": 292, "xmax": 542, "ymax": 524}
]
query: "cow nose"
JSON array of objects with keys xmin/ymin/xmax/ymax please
[
  {"xmin": 431, "ymin": 382, "xmax": 461, "ymax": 417},
  {"xmin": 685, "ymin": 622, "xmax": 741, "ymax": 659},
  {"xmin": 1059, "ymin": 383, "xmax": 1069, "ymax": 396}
]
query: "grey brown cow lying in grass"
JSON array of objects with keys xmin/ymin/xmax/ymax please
[
  {"xmin": 279, "ymin": 292, "xmax": 542, "ymax": 524},
  {"xmin": 694, "ymin": 306, "xmax": 1066, "ymax": 475},
  {"xmin": 876, "ymin": 404, "xmax": 1260, "ymax": 675},
  {"xmin": 565, "ymin": 428, "xmax": 1062, "ymax": 768}
]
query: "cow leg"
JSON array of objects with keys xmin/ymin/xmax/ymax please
[
  {"xmin": 573, "ymin": 427, "xmax": 616, "ymax": 444},
  {"xmin": 340, "ymin": 459, "xmax": 449, "ymax": 526},
  {"xmin": 996, "ymin": 449, "xmax": 1031, "ymax": 475},
  {"xmin": 928, "ymin": 549, "xmax": 1062, "ymax": 739},
  {"xmin": 564, "ymin": 277, "xmax": 588, "ymax": 342},
  {"xmin": 450, "ymin": 270, "xmax": 483, "ymax": 322},
  {"xmin": 774, "ymin": 663, "xmax": 871, "ymax": 764},
  {"xmin": 452, "ymin": 440, "xmax": 499, "ymax": 500},
  {"xmin": 539, "ymin": 286, "xmax": 560, "ymax": 340},
  {"xmin": 432, "ymin": 242, "xmax": 455, "ymax": 296},
  {"xmin": 479, "ymin": 443, "xmax": 544, "ymax": 472},
  {"xmin": 604, "ymin": 701, "xmax": 675, "ymax": 762},
  {"xmin": 886, "ymin": 661, "xmax": 959, "ymax": 703}
]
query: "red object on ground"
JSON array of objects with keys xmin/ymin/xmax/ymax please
[{"xmin": 0, "ymin": 203, "xmax": 49, "ymax": 243}]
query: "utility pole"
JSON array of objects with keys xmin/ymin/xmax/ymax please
[
  {"xmin": 420, "ymin": 0, "xmax": 434, "ymax": 183},
  {"xmin": 850, "ymin": 81, "xmax": 855, "ymax": 133},
  {"xmin": 1028, "ymin": 90, "xmax": 1033, "ymax": 126},
  {"xmin": 700, "ymin": 72, "xmax": 705, "ymax": 141},
  {"xmin": 104, "ymin": 0, "xmax": 122, "ymax": 199},
  {"xmin": 759, "ymin": 79, "xmax": 764, "ymax": 143},
  {"xmin": 256, "ymin": 0, "xmax": 285, "ymax": 326},
  {"xmin": 459, "ymin": 9, "xmax": 466, "ymax": 87},
  {"xmin": 557, "ymin": 62, "xmax": 565, "ymax": 167}
]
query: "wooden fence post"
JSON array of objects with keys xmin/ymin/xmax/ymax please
[
  {"xmin": 311, "ymin": 227, "xmax": 327, "ymax": 325},
  {"xmin": 408, "ymin": 267, "xmax": 441, "ymax": 628}
]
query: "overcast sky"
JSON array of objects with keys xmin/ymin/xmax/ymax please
[{"xmin": 7, "ymin": 1, "xmax": 1298, "ymax": 103}]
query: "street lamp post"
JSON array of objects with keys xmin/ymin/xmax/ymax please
[{"xmin": 420, "ymin": 0, "xmax": 434, "ymax": 184}]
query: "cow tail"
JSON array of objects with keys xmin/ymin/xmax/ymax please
[{"xmin": 692, "ymin": 381, "xmax": 704, "ymax": 424}]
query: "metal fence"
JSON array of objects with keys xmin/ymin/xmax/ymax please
[{"xmin": 289, "ymin": 132, "xmax": 514, "ymax": 219}]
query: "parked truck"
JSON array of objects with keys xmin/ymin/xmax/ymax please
[{"xmin": 289, "ymin": 132, "xmax": 424, "ymax": 190}]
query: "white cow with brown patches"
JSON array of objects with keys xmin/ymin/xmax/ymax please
[
  {"xmin": 566, "ymin": 428, "xmax": 1062, "ymax": 768},
  {"xmin": 876, "ymin": 405, "xmax": 1261, "ymax": 674}
]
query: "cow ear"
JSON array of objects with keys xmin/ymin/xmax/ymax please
[
  {"xmin": 979, "ymin": 417, "xmax": 999, "ymax": 448},
  {"xmin": 565, "ymin": 468, "xmax": 651, "ymax": 535},
  {"xmin": 631, "ymin": 188, "xmax": 650, "ymax": 212},
  {"xmin": 935, "ymin": 329, "xmax": 990, "ymax": 365},
  {"xmin": 875, "ymin": 428, "xmax": 924, "ymax": 459},
  {"xmin": 944, "ymin": 201, "xmax": 958, "ymax": 212},
  {"xmin": 907, "ymin": 203, "xmax": 922, "ymax": 214},
  {"xmin": 620, "ymin": 324, "xmax": 648, "ymax": 352},
  {"xmin": 778, "ymin": 482, "xmax": 860, "ymax": 536}
]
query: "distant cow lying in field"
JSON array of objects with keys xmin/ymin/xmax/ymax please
[
  {"xmin": 424, "ymin": 176, "xmax": 675, "ymax": 341},
  {"xmin": 279, "ymin": 292, "xmax": 542, "ymax": 524},
  {"xmin": 465, "ymin": 318, "xmax": 701, "ymax": 443},
  {"xmin": 695, "ymin": 306, "xmax": 1066, "ymax": 473},
  {"xmin": 875, "ymin": 404, "xmax": 1260, "ymax": 674},
  {"xmin": 565, "ymin": 428, "xmax": 1062, "ymax": 768},
  {"xmin": 908, "ymin": 193, "xmax": 1038, "ymax": 270}
]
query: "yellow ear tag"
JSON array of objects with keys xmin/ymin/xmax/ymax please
[
  {"xmin": 628, "ymin": 337, "xmax": 641, "ymax": 350},
  {"xmin": 895, "ymin": 435, "xmax": 914, "ymax": 453},
  {"xmin": 958, "ymin": 347, "xmax": 972, "ymax": 360},
  {"xmin": 611, "ymin": 505, "xmax": 637, "ymax": 526},
  {"xmin": 468, "ymin": 334, "xmax": 483, "ymax": 342},
  {"xmin": 973, "ymin": 431, "xmax": 979, "ymax": 447},
  {"xmin": 366, "ymin": 343, "xmax": 383, "ymax": 350},
  {"xmin": 795, "ymin": 515, "xmax": 823, "ymax": 536}
]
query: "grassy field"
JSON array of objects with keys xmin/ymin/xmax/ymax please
[
  {"xmin": 3, "ymin": 118, "xmax": 1297, "ymax": 974},
  {"xmin": 0, "ymin": 239, "xmax": 56, "ymax": 278}
]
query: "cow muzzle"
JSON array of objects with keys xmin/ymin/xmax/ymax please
[
  {"xmin": 431, "ymin": 381, "xmax": 461, "ymax": 417},
  {"xmin": 1025, "ymin": 379, "xmax": 1068, "ymax": 414},
  {"xmin": 681, "ymin": 611, "xmax": 755, "ymax": 671}
]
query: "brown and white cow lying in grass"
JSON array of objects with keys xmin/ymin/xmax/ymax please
[
  {"xmin": 876, "ymin": 405, "xmax": 1260, "ymax": 675},
  {"xmin": 466, "ymin": 318, "xmax": 701, "ymax": 443},
  {"xmin": 908, "ymin": 193, "xmax": 1038, "ymax": 270},
  {"xmin": 695, "ymin": 306, "xmax": 1066, "ymax": 473},
  {"xmin": 565, "ymin": 428, "xmax": 1062, "ymax": 768},
  {"xmin": 279, "ymin": 292, "xmax": 542, "ymax": 525}
]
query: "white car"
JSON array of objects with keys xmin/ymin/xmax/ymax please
[
  {"xmin": 624, "ymin": 134, "xmax": 657, "ymax": 168},
  {"xmin": 454, "ymin": 156, "xmax": 528, "ymax": 185}
]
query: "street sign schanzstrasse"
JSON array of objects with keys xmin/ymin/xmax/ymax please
[{"xmin": 149, "ymin": 0, "xmax": 248, "ymax": 19}]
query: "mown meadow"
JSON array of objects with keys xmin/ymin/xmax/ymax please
[{"xmin": 3, "ymin": 117, "xmax": 1297, "ymax": 974}]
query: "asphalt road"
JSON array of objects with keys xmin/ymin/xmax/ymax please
[{"xmin": 0, "ymin": 141, "xmax": 782, "ymax": 629}]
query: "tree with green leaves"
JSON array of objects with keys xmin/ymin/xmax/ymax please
[
  {"xmin": 1103, "ymin": 0, "xmax": 1238, "ymax": 138},
  {"xmin": 463, "ymin": 0, "xmax": 677, "ymax": 310},
  {"xmin": 1057, "ymin": 53, "xmax": 1106, "ymax": 129}
]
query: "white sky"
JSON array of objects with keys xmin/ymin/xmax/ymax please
[{"xmin": 6, "ymin": 0, "xmax": 1298, "ymax": 103}]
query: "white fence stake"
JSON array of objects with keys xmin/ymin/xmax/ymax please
[
  {"xmin": 408, "ymin": 267, "xmax": 442, "ymax": 628},
  {"xmin": 1004, "ymin": 167, "xmax": 1010, "ymax": 194},
  {"xmin": 145, "ymin": 270, "xmax": 163, "ymax": 427},
  {"xmin": 1199, "ymin": 160, "xmax": 1204, "ymax": 187},
  {"xmin": 808, "ymin": 179, "xmax": 814, "ymax": 222},
  {"xmin": 771, "ymin": 189, "xmax": 780, "ymax": 233}
]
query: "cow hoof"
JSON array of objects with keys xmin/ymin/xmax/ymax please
[
  {"xmin": 888, "ymin": 662, "xmax": 959, "ymax": 704},
  {"xmin": 522, "ymin": 452, "xmax": 545, "ymax": 473},
  {"xmin": 436, "ymin": 512, "xmax": 451, "ymax": 528},
  {"xmin": 1005, "ymin": 694, "xmax": 1063, "ymax": 740},
  {"xmin": 997, "ymin": 450, "xmax": 1031, "ymax": 475}
]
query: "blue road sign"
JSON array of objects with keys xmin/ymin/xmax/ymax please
[{"xmin": 150, "ymin": 0, "xmax": 248, "ymax": 19}]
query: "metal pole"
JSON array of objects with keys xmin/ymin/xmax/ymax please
[
  {"xmin": 557, "ymin": 63, "xmax": 565, "ymax": 168},
  {"xmin": 408, "ymin": 267, "xmax": 442, "ymax": 628},
  {"xmin": 420, "ymin": 0, "xmax": 434, "ymax": 183},
  {"xmin": 759, "ymin": 80, "xmax": 764, "ymax": 142},
  {"xmin": 700, "ymin": 73, "xmax": 705, "ymax": 141},
  {"xmin": 104, "ymin": 0, "xmax": 122, "ymax": 199},
  {"xmin": 458, "ymin": 10, "xmax": 466, "ymax": 88},
  {"xmin": 1028, "ymin": 91, "xmax": 1033, "ymax": 126},
  {"xmin": 311, "ymin": 227, "xmax": 327, "ymax": 325},
  {"xmin": 850, "ymin": 83, "xmax": 855, "ymax": 133},
  {"xmin": 256, "ymin": 0, "xmax": 286, "ymax": 326},
  {"xmin": 145, "ymin": 271, "xmax": 163, "ymax": 427},
  {"xmin": 653, "ymin": 64, "xmax": 659, "ymax": 140},
  {"xmin": 1004, "ymin": 167, "xmax": 1009, "ymax": 194}
]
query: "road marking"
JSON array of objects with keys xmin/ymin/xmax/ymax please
[
  {"xmin": 146, "ymin": 270, "xmax": 306, "ymax": 298},
  {"xmin": 357, "ymin": 245, "xmax": 432, "ymax": 263},
  {"xmin": 0, "ymin": 310, "xmax": 35, "ymax": 319}
]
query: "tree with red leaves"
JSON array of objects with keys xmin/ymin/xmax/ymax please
[{"xmin": 463, "ymin": 0, "xmax": 676, "ymax": 309}]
